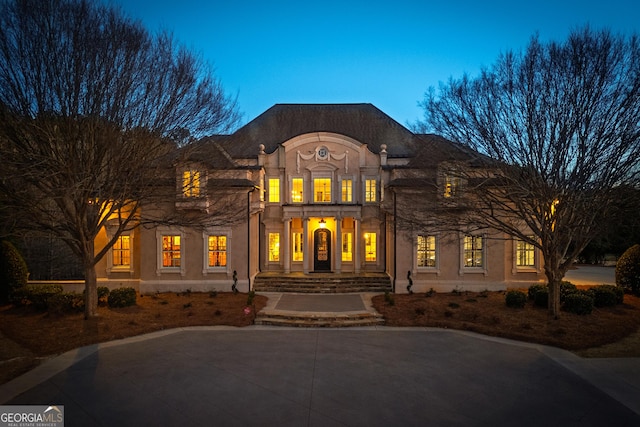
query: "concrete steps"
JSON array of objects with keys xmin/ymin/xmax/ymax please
[
  {"xmin": 253, "ymin": 273, "xmax": 392, "ymax": 293},
  {"xmin": 254, "ymin": 311, "xmax": 385, "ymax": 328}
]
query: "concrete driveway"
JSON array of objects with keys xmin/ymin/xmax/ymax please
[
  {"xmin": 565, "ymin": 265, "xmax": 616, "ymax": 286},
  {"xmin": 1, "ymin": 327, "xmax": 638, "ymax": 426}
]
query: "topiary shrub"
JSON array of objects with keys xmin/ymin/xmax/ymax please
[
  {"xmin": 534, "ymin": 287, "xmax": 549, "ymax": 308},
  {"xmin": 23, "ymin": 284, "xmax": 64, "ymax": 310},
  {"xmin": 48, "ymin": 292, "xmax": 84, "ymax": 315},
  {"xmin": 588, "ymin": 285, "xmax": 623, "ymax": 307},
  {"xmin": 563, "ymin": 291, "xmax": 594, "ymax": 315},
  {"xmin": 505, "ymin": 290, "xmax": 527, "ymax": 308},
  {"xmin": 528, "ymin": 284, "xmax": 546, "ymax": 301},
  {"xmin": 616, "ymin": 244, "xmax": 640, "ymax": 296},
  {"xmin": 107, "ymin": 287, "xmax": 137, "ymax": 308},
  {"xmin": 0, "ymin": 240, "xmax": 29, "ymax": 304},
  {"xmin": 559, "ymin": 281, "xmax": 578, "ymax": 303}
]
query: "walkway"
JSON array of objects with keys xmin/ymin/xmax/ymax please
[{"xmin": 1, "ymin": 327, "xmax": 638, "ymax": 426}]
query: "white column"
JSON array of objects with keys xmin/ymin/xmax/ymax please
[
  {"xmin": 283, "ymin": 218, "xmax": 291, "ymax": 273},
  {"xmin": 354, "ymin": 218, "xmax": 361, "ymax": 273},
  {"xmin": 303, "ymin": 217, "xmax": 309, "ymax": 274},
  {"xmin": 335, "ymin": 217, "xmax": 342, "ymax": 273}
]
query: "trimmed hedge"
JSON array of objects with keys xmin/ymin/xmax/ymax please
[
  {"xmin": 107, "ymin": 287, "xmax": 137, "ymax": 307},
  {"xmin": 563, "ymin": 291, "xmax": 594, "ymax": 315},
  {"xmin": 616, "ymin": 244, "xmax": 640, "ymax": 296},
  {"xmin": 48, "ymin": 292, "xmax": 84, "ymax": 315},
  {"xmin": 528, "ymin": 284, "xmax": 546, "ymax": 301},
  {"xmin": 534, "ymin": 288, "xmax": 549, "ymax": 308},
  {"xmin": 588, "ymin": 285, "xmax": 624, "ymax": 307},
  {"xmin": 14, "ymin": 284, "xmax": 64, "ymax": 310},
  {"xmin": 505, "ymin": 290, "xmax": 527, "ymax": 308}
]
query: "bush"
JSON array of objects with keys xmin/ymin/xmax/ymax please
[
  {"xmin": 48, "ymin": 292, "xmax": 84, "ymax": 315},
  {"xmin": 97, "ymin": 286, "xmax": 110, "ymax": 304},
  {"xmin": 616, "ymin": 244, "xmax": 640, "ymax": 296},
  {"xmin": 563, "ymin": 291, "xmax": 594, "ymax": 315},
  {"xmin": 588, "ymin": 285, "xmax": 623, "ymax": 307},
  {"xmin": 24, "ymin": 284, "xmax": 64, "ymax": 310},
  {"xmin": 107, "ymin": 287, "xmax": 137, "ymax": 308},
  {"xmin": 534, "ymin": 288, "xmax": 549, "ymax": 308},
  {"xmin": 528, "ymin": 284, "xmax": 546, "ymax": 301},
  {"xmin": 0, "ymin": 241, "xmax": 29, "ymax": 304},
  {"xmin": 505, "ymin": 290, "xmax": 527, "ymax": 308},
  {"xmin": 559, "ymin": 281, "xmax": 578, "ymax": 303}
]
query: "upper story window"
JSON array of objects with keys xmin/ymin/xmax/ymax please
[
  {"xmin": 365, "ymin": 179, "xmax": 377, "ymax": 202},
  {"xmin": 341, "ymin": 179, "xmax": 353, "ymax": 203},
  {"xmin": 268, "ymin": 178, "xmax": 280, "ymax": 203},
  {"xmin": 314, "ymin": 178, "xmax": 331, "ymax": 203},
  {"xmin": 291, "ymin": 178, "xmax": 304, "ymax": 203},
  {"xmin": 463, "ymin": 235, "xmax": 483, "ymax": 268},
  {"xmin": 182, "ymin": 170, "xmax": 201, "ymax": 197},
  {"xmin": 444, "ymin": 174, "xmax": 460, "ymax": 198}
]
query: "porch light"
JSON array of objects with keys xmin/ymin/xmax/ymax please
[{"xmin": 319, "ymin": 218, "xmax": 326, "ymax": 228}]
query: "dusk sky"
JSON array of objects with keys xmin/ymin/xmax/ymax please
[{"xmin": 110, "ymin": 0, "xmax": 639, "ymax": 127}]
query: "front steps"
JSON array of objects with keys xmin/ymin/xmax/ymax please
[
  {"xmin": 254, "ymin": 311, "xmax": 385, "ymax": 328},
  {"xmin": 253, "ymin": 272, "xmax": 392, "ymax": 293}
]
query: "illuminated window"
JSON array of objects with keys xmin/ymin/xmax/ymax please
[
  {"xmin": 342, "ymin": 232, "xmax": 353, "ymax": 261},
  {"xmin": 314, "ymin": 178, "xmax": 331, "ymax": 203},
  {"xmin": 268, "ymin": 178, "xmax": 280, "ymax": 203},
  {"xmin": 268, "ymin": 233, "xmax": 280, "ymax": 262},
  {"xmin": 464, "ymin": 235, "xmax": 483, "ymax": 268},
  {"xmin": 162, "ymin": 235, "xmax": 181, "ymax": 267},
  {"xmin": 341, "ymin": 179, "xmax": 353, "ymax": 202},
  {"xmin": 417, "ymin": 235, "xmax": 436, "ymax": 267},
  {"xmin": 291, "ymin": 178, "xmax": 304, "ymax": 203},
  {"xmin": 516, "ymin": 238, "xmax": 535, "ymax": 267},
  {"xmin": 113, "ymin": 235, "xmax": 130, "ymax": 267},
  {"xmin": 365, "ymin": 179, "xmax": 377, "ymax": 202},
  {"xmin": 364, "ymin": 232, "xmax": 376, "ymax": 262},
  {"xmin": 182, "ymin": 170, "xmax": 201, "ymax": 197},
  {"xmin": 292, "ymin": 232, "xmax": 303, "ymax": 262},
  {"xmin": 444, "ymin": 174, "xmax": 460, "ymax": 198},
  {"xmin": 208, "ymin": 235, "xmax": 227, "ymax": 267}
]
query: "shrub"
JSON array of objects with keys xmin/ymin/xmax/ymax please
[
  {"xmin": 107, "ymin": 287, "xmax": 137, "ymax": 308},
  {"xmin": 384, "ymin": 291, "xmax": 395, "ymax": 306},
  {"xmin": 97, "ymin": 286, "xmax": 110, "ymax": 304},
  {"xmin": 247, "ymin": 290, "xmax": 256, "ymax": 305},
  {"xmin": 534, "ymin": 287, "xmax": 549, "ymax": 308},
  {"xmin": 0, "ymin": 241, "xmax": 29, "ymax": 304},
  {"xmin": 528, "ymin": 284, "xmax": 546, "ymax": 301},
  {"xmin": 25, "ymin": 284, "xmax": 64, "ymax": 310},
  {"xmin": 559, "ymin": 281, "xmax": 578, "ymax": 303},
  {"xmin": 563, "ymin": 291, "xmax": 594, "ymax": 315},
  {"xmin": 48, "ymin": 292, "xmax": 84, "ymax": 315},
  {"xmin": 505, "ymin": 290, "xmax": 527, "ymax": 308},
  {"xmin": 588, "ymin": 285, "xmax": 623, "ymax": 307},
  {"xmin": 616, "ymin": 244, "xmax": 640, "ymax": 296}
]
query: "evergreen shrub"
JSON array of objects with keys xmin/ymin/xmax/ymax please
[
  {"xmin": 588, "ymin": 285, "xmax": 623, "ymax": 307},
  {"xmin": 616, "ymin": 244, "xmax": 640, "ymax": 296},
  {"xmin": 505, "ymin": 290, "xmax": 527, "ymax": 308},
  {"xmin": 107, "ymin": 287, "xmax": 137, "ymax": 307},
  {"xmin": 0, "ymin": 240, "xmax": 29, "ymax": 303},
  {"xmin": 563, "ymin": 291, "xmax": 594, "ymax": 315}
]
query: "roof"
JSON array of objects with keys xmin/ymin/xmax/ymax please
[
  {"xmin": 407, "ymin": 134, "xmax": 482, "ymax": 168},
  {"xmin": 215, "ymin": 104, "xmax": 422, "ymax": 159}
]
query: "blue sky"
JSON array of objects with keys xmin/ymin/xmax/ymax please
[{"xmin": 110, "ymin": 0, "xmax": 639, "ymax": 127}]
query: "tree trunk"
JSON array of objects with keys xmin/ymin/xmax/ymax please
[
  {"xmin": 83, "ymin": 240, "xmax": 98, "ymax": 319},
  {"xmin": 547, "ymin": 277, "xmax": 561, "ymax": 319}
]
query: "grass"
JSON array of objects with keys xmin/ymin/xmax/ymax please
[{"xmin": 1, "ymin": 288, "xmax": 639, "ymax": 386}]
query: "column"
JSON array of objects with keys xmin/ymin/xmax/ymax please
[
  {"xmin": 354, "ymin": 218, "xmax": 361, "ymax": 273},
  {"xmin": 335, "ymin": 216, "xmax": 342, "ymax": 273},
  {"xmin": 303, "ymin": 217, "xmax": 309, "ymax": 274},
  {"xmin": 283, "ymin": 218, "xmax": 291, "ymax": 273}
]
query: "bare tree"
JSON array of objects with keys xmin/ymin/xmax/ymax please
[
  {"xmin": 0, "ymin": 0, "xmax": 241, "ymax": 318},
  {"xmin": 418, "ymin": 27, "xmax": 640, "ymax": 317}
]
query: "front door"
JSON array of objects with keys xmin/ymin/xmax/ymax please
[{"xmin": 314, "ymin": 228, "xmax": 331, "ymax": 271}]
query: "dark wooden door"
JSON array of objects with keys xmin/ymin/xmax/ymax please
[{"xmin": 313, "ymin": 229, "xmax": 331, "ymax": 271}]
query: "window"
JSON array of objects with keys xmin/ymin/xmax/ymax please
[
  {"xmin": 291, "ymin": 178, "xmax": 304, "ymax": 203},
  {"xmin": 182, "ymin": 170, "xmax": 201, "ymax": 197},
  {"xmin": 292, "ymin": 232, "xmax": 303, "ymax": 261},
  {"xmin": 112, "ymin": 235, "xmax": 131, "ymax": 267},
  {"xmin": 341, "ymin": 179, "xmax": 353, "ymax": 202},
  {"xmin": 444, "ymin": 174, "xmax": 460, "ymax": 198},
  {"xmin": 268, "ymin": 178, "xmax": 280, "ymax": 203},
  {"xmin": 364, "ymin": 232, "xmax": 376, "ymax": 262},
  {"xmin": 417, "ymin": 235, "xmax": 436, "ymax": 268},
  {"xmin": 207, "ymin": 235, "xmax": 227, "ymax": 267},
  {"xmin": 516, "ymin": 238, "xmax": 536, "ymax": 267},
  {"xmin": 268, "ymin": 233, "xmax": 280, "ymax": 262},
  {"xmin": 162, "ymin": 235, "xmax": 181, "ymax": 267},
  {"xmin": 464, "ymin": 235, "xmax": 483, "ymax": 268},
  {"xmin": 365, "ymin": 179, "xmax": 377, "ymax": 202},
  {"xmin": 342, "ymin": 232, "xmax": 353, "ymax": 261},
  {"xmin": 314, "ymin": 178, "xmax": 331, "ymax": 203}
]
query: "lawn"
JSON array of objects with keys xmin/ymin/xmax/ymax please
[{"xmin": 1, "ymin": 289, "xmax": 639, "ymax": 386}]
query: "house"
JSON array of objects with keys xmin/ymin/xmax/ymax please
[{"xmin": 95, "ymin": 104, "xmax": 546, "ymax": 293}]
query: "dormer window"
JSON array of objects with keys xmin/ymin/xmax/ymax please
[
  {"xmin": 182, "ymin": 170, "xmax": 201, "ymax": 197},
  {"xmin": 444, "ymin": 174, "xmax": 460, "ymax": 198}
]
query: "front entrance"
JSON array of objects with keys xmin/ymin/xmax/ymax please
[{"xmin": 313, "ymin": 228, "xmax": 331, "ymax": 271}]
